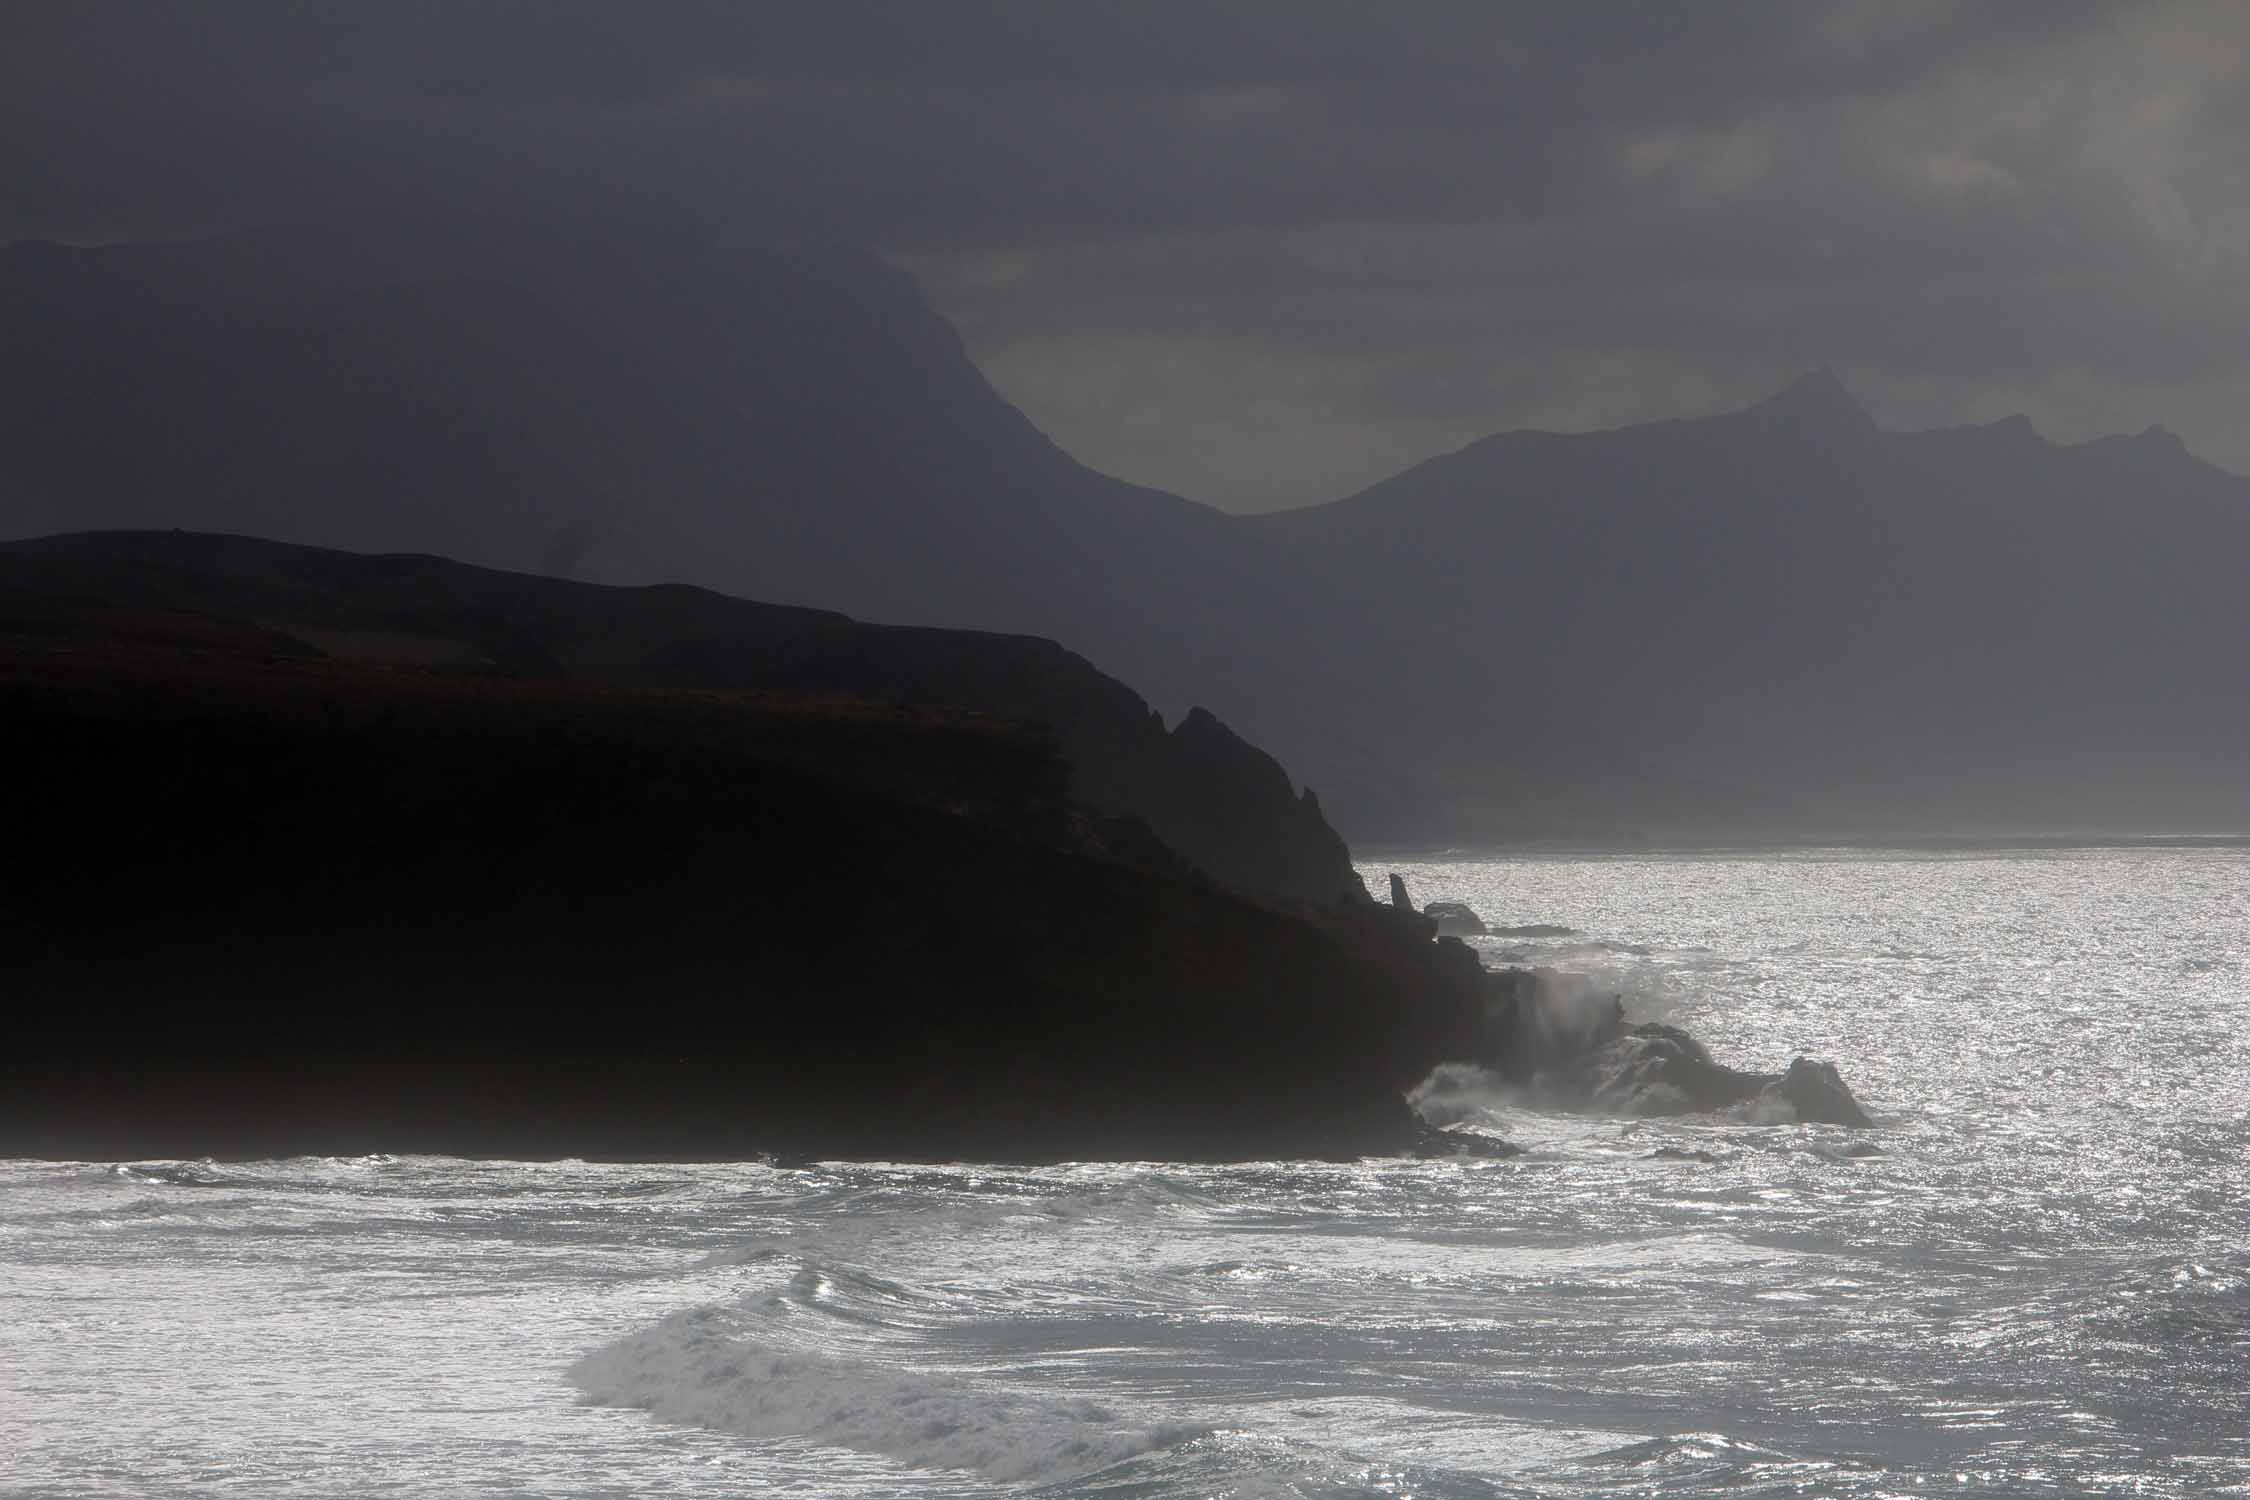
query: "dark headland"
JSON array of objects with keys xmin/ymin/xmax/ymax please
[
  {"xmin": 2, "ymin": 531, "xmax": 1870, "ymax": 1161},
  {"xmin": 0, "ymin": 531, "xmax": 1474, "ymax": 1161}
]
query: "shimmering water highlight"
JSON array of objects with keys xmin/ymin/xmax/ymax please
[{"xmin": 5, "ymin": 847, "xmax": 2245, "ymax": 1497}]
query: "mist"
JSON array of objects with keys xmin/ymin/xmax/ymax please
[
  {"xmin": 9, "ymin": 3, "xmax": 2248, "ymax": 838},
  {"xmin": 7, "ymin": 9, "xmax": 2249, "ymax": 1495}
]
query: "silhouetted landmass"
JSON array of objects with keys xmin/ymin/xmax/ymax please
[
  {"xmin": 1260, "ymin": 370, "xmax": 2250, "ymax": 836},
  {"xmin": 0, "ymin": 530, "xmax": 1359, "ymax": 910},
  {"xmin": 0, "ymin": 229, "xmax": 1419, "ymax": 832},
  {"xmin": 6, "ymin": 230, "xmax": 2243, "ymax": 839},
  {"xmin": 0, "ymin": 536, "xmax": 1480, "ymax": 1162}
]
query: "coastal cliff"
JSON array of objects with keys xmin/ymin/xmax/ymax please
[
  {"xmin": 0, "ymin": 530, "xmax": 1364, "ymax": 909},
  {"xmin": 3, "ymin": 533, "xmax": 1866, "ymax": 1161},
  {"xmin": 0, "ymin": 535, "xmax": 1456, "ymax": 1161}
]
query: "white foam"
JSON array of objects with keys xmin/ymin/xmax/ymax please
[
  {"xmin": 1407, "ymin": 1062, "xmax": 1511, "ymax": 1127},
  {"xmin": 569, "ymin": 1307, "xmax": 1208, "ymax": 1484}
]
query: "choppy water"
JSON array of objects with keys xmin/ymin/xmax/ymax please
[{"xmin": 5, "ymin": 847, "xmax": 2247, "ymax": 1498}]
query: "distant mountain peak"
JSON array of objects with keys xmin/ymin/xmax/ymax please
[
  {"xmin": 2079, "ymin": 422, "xmax": 2194, "ymax": 464},
  {"xmin": 1985, "ymin": 412, "xmax": 2046, "ymax": 444},
  {"xmin": 1744, "ymin": 366, "xmax": 1877, "ymax": 436}
]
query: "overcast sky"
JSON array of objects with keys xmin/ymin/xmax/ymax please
[{"xmin": 10, "ymin": 2, "xmax": 2250, "ymax": 508}]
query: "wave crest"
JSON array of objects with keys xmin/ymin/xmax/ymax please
[{"xmin": 569, "ymin": 1307, "xmax": 1209, "ymax": 1484}]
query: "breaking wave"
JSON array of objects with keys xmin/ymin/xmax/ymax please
[
  {"xmin": 1413, "ymin": 962, "xmax": 1687, "ymax": 1128},
  {"xmin": 570, "ymin": 1305, "xmax": 1209, "ymax": 1484},
  {"xmin": 571, "ymin": 1292, "xmax": 1522, "ymax": 1497}
]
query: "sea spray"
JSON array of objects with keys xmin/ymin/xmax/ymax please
[
  {"xmin": 1414, "ymin": 962, "xmax": 1869, "ymax": 1125},
  {"xmin": 1412, "ymin": 967, "xmax": 1649, "ymax": 1125}
]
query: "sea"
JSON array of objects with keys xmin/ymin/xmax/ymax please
[{"xmin": 5, "ymin": 845, "xmax": 2247, "ymax": 1499}]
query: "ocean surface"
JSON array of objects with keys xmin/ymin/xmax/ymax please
[{"xmin": 6, "ymin": 846, "xmax": 2247, "ymax": 1498}]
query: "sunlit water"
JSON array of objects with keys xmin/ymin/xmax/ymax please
[{"xmin": 5, "ymin": 847, "xmax": 2247, "ymax": 1498}]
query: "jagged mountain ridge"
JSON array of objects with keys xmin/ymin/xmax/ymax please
[
  {"xmin": 1254, "ymin": 370, "xmax": 2250, "ymax": 833},
  {"xmin": 5, "ymin": 229, "xmax": 2246, "ymax": 837},
  {"xmin": 0, "ymin": 228, "xmax": 1418, "ymax": 830}
]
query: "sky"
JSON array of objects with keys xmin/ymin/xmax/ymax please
[{"xmin": 9, "ymin": 2, "xmax": 2250, "ymax": 510}]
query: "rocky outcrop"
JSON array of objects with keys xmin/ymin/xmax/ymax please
[
  {"xmin": 1422, "ymin": 901, "xmax": 1487, "ymax": 937},
  {"xmin": 0, "ymin": 589, "xmax": 1476, "ymax": 1163},
  {"xmin": 1767, "ymin": 1057, "xmax": 1874, "ymax": 1130},
  {"xmin": 1424, "ymin": 969, "xmax": 1875, "ymax": 1128},
  {"xmin": 1570, "ymin": 1021, "xmax": 1871, "ymax": 1127},
  {"xmin": 1125, "ymin": 706, "xmax": 1363, "ymax": 908},
  {"xmin": 1408, "ymin": 1120, "xmax": 1523, "ymax": 1159},
  {"xmin": 1577, "ymin": 1023, "xmax": 1764, "ymax": 1115}
]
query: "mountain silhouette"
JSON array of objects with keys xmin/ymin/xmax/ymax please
[
  {"xmin": 0, "ymin": 226, "xmax": 1429, "ymax": 826},
  {"xmin": 1258, "ymin": 370, "xmax": 2250, "ymax": 834},
  {"xmin": 1743, "ymin": 366, "xmax": 1881, "ymax": 435},
  {"xmin": 6, "ymin": 229, "xmax": 2246, "ymax": 837},
  {"xmin": 0, "ymin": 529, "xmax": 1361, "ymax": 908}
]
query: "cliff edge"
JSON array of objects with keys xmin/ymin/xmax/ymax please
[{"xmin": 0, "ymin": 535, "xmax": 1447, "ymax": 1162}]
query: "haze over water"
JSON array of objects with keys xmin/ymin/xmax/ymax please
[{"xmin": 6, "ymin": 846, "xmax": 2246, "ymax": 1498}]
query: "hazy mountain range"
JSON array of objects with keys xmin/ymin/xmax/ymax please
[{"xmin": 6, "ymin": 226, "xmax": 2244, "ymax": 838}]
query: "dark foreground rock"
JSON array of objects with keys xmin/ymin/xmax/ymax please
[
  {"xmin": 0, "ymin": 589, "xmax": 1484, "ymax": 1164},
  {"xmin": 1768, "ymin": 1057, "xmax": 1874, "ymax": 1130},
  {"xmin": 1422, "ymin": 901, "xmax": 1488, "ymax": 938},
  {"xmin": 1409, "ymin": 1121, "xmax": 1524, "ymax": 1159},
  {"xmin": 0, "ymin": 537, "xmax": 1876, "ymax": 1159}
]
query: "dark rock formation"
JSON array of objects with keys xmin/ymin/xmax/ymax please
[
  {"xmin": 1423, "ymin": 901, "xmax": 1487, "ymax": 938},
  {"xmin": 1460, "ymin": 970, "xmax": 1874, "ymax": 1128},
  {"xmin": 1768, "ymin": 1057, "xmax": 1876, "ymax": 1131},
  {"xmin": 1585, "ymin": 1023, "xmax": 1775, "ymax": 1116},
  {"xmin": 1409, "ymin": 1122, "xmax": 1524, "ymax": 1160},
  {"xmin": 0, "ymin": 577, "xmax": 1480, "ymax": 1163},
  {"xmin": 1570, "ymin": 1022, "xmax": 1872, "ymax": 1127},
  {"xmin": 1139, "ymin": 707, "xmax": 1363, "ymax": 909}
]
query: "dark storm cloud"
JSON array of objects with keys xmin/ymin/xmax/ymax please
[
  {"xmin": 0, "ymin": 2, "xmax": 2121, "ymax": 241},
  {"xmin": 9, "ymin": 2, "xmax": 2249, "ymax": 502}
]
